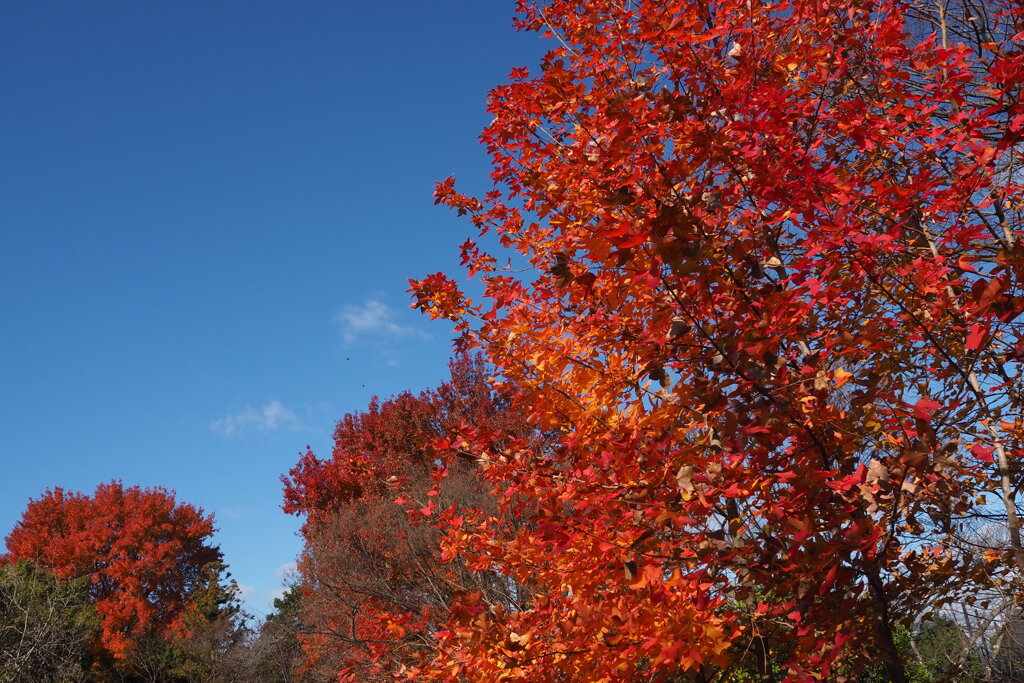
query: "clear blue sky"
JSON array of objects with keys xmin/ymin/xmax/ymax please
[{"xmin": 0, "ymin": 2, "xmax": 542, "ymax": 615}]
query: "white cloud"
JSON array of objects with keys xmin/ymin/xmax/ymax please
[
  {"xmin": 234, "ymin": 566, "xmax": 299, "ymax": 618},
  {"xmin": 210, "ymin": 401, "xmax": 301, "ymax": 438},
  {"xmin": 274, "ymin": 561, "xmax": 297, "ymax": 581},
  {"xmin": 219, "ymin": 506, "xmax": 251, "ymax": 520},
  {"xmin": 334, "ymin": 299, "xmax": 427, "ymax": 345}
]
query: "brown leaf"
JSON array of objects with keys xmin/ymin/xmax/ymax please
[
  {"xmin": 813, "ymin": 370, "xmax": 829, "ymax": 390},
  {"xmin": 676, "ymin": 465, "xmax": 695, "ymax": 494},
  {"xmin": 866, "ymin": 459, "xmax": 888, "ymax": 485}
]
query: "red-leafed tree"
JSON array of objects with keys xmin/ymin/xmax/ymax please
[
  {"xmin": 409, "ymin": 0, "xmax": 1024, "ymax": 679},
  {"xmin": 3, "ymin": 481, "xmax": 222, "ymax": 664},
  {"xmin": 282, "ymin": 355, "xmax": 538, "ymax": 681}
]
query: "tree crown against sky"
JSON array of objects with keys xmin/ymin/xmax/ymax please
[
  {"xmin": 282, "ymin": 355, "xmax": 540, "ymax": 680},
  {"xmin": 3, "ymin": 0, "xmax": 1024, "ymax": 679},
  {"xmin": 409, "ymin": 0, "xmax": 1024, "ymax": 679},
  {"xmin": 4, "ymin": 481, "xmax": 223, "ymax": 663}
]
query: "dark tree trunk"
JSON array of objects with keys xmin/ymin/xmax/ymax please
[{"xmin": 866, "ymin": 569, "xmax": 908, "ymax": 683}]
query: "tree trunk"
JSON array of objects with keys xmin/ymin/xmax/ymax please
[{"xmin": 866, "ymin": 570, "xmax": 908, "ymax": 683}]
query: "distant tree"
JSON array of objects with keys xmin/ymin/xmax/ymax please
[
  {"xmin": 3, "ymin": 481, "xmax": 222, "ymax": 667},
  {"xmin": 243, "ymin": 583, "xmax": 308, "ymax": 683},
  {"xmin": 162, "ymin": 561, "xmax": 249, "ymax": 682},
  {"xmin": 991, "ymin": 616, "xmax": 1024, "ymax": 681},
  {"xmin": 849, "ymin": 619, "xmax": 986, "ymax": 683},
  {"xmin": 282, "ymin": 355, "xmax": 538, "ymax": 680},
  {"xmin": 0, "ymin": 560, "xmax": 99, "ymax": 682}
]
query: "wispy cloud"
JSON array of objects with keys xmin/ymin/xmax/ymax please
[
  {"xmin": 334, "ymin": 299, "xmax": 427, "ymax": 345},
  {"xmin": 274, "ymin": 562, "xmax": 297, "ymax": 581},
  {"xmin": 235, "ymin": 565, "xmax": 300, "ymax": 616},
  {"xmin": 268, "ymin": 587, "xmax": 286, "ymax": 606},
  {"xmin": 210, "ymin": 401, "xmax": 301, "ymax": 438},
  {"xmin": 219, "ymin": 506, "xmax": 252, "ymax": 521}
]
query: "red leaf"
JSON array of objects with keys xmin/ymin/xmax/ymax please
[
  {"xmin": 913, "ymin": 398, "xmax": 942, "ymax": 420},
  {"xmin": 972, "ymin": 444, "xmax": 995, "ymax": 463},
  {"xmin": 965, "ymin": 323, "xmax": 987, "ymax": 351},
  {"xmin": 820, "ymin": 563, "xmax": 840, "ymax": 595}
]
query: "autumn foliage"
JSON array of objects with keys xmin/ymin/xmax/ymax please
[
  {"xmin": 281, "ymin": 356, "xmax": 537, "ymax": 680},
  {"xmin": 404, "ymin": 0, "xmax": 1024, "ymax": 679},
  {"xmin": 3, "ymin": 481, "xmax": 222, "ymax": 663},
  {"xmin": 7, "ymin": 0, "xmax": 1024, "ymax": 680}
]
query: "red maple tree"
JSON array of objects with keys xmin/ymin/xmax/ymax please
[
  {"xmin": 409, "ymin": 0, "xmax": 1024, "ymax": 679},
  {"xmin": 3, "ymin": 481, "xmax": 222, "ymax": 662},
  {"xmin": 282, "ymin": 355, "xmax": 538, "ymax": 680}
]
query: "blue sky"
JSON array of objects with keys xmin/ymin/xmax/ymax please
[{"xmin": 0, "ymin": 2, "xmax": 542, "ymax": 615}]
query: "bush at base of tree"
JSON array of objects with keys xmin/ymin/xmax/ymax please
[{"xmin": 0, "ymin": 560, "xmax": 99, "ymax": 683}]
